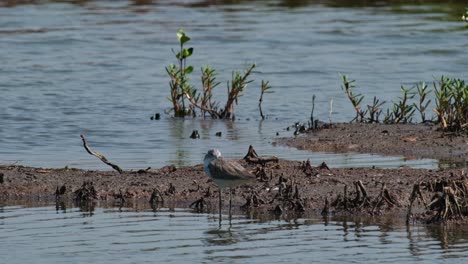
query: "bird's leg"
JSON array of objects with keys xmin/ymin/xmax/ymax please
[
  {"xmin": 229, "ymin": 187, "xmax": 232, "ymax": 221},
  {"xmin": 218, "ymin": 188, "xmax": 222, "ymax": 223}
]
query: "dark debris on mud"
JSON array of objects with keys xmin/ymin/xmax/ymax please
[{"xmin": 1, "ymin": 153, "xmax": 467, "ymax": 224}]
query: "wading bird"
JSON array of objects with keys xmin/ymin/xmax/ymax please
[{"xmin": 203, "ymin": 149, "xmax": 256, "ymax": 221}]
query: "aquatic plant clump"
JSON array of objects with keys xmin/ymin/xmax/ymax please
[
  {"xmin": 165, "ymin": 28, "xmax": 195, "ymax": 117},
  {"xmin": 433, "ymin": 76, "xmax": 468, "ymax": 132},
  {"xmin": 341, "ymin": 75, "xmax": 468, "ymax": 132},
  {"xmin": 164, "ymin": 29, "xmax": 270, "ymax": 120}
]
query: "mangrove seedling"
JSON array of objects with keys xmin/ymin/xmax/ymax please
[
  {"xmin": 200, "ymin": 66, "xmax": 220, "ymax": 118},
  {"xmin": 391, "ymin": 86, "xmax": 416, "ymax": 124},
  {"xmin": 183, "ymin": 64, "xmax": 256, "ymax": 120},
  {"xmin": 341, "ymin": 75, "xmax": 366, "ymax": 122},
  {"xmin": 259, "ymin": 80, "xmax": 272, "ymax": 120},
  {"xmin": 433, "ymin": 76, "xmax": 468, "ymax": 131},
  {"xmin": 166, "ymin": 28, "xmax": 195, "ymax": 117},
  {"xmin": 165, "ymin": 29, "xmax": 263, "ymax": 120},
  {"xmin": 414, "ymin": 82, "xmax": 431, "ymax": 123},
  {"xmin": 221, "ymin": 64, "xmax": 256, "ymax": 120},
  {"xmin": 366, "ymin": 96, "xmax": 385, "ymax": 123}
]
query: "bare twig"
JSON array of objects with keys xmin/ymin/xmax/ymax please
[
  {"xmin": 80, "ymin": 134, "xmax": 123, "ymax": 173},
  {"xmin": 310, "ymin": 95, "xmax": 316, "ymax": 127},
  {"xmin": 321, "ymin": 198, "xmax": 329, "ymax": 216},
  {"xmin": 149, "ymin": 188, "xmax": 164, "ymax": 204}
]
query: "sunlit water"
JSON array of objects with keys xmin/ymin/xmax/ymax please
[
  {"xmin": 1, "ymin": 203, "xmax": 468, "ymax": 263},
  {"xmin": 1, "ymin": 0, "xmax": 468, "ymax": 170}
]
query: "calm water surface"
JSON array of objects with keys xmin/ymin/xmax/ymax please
[
  {"xmin": 1, "ymin": 0, "xmax": 468, "ymax": 169},
  {"xmin": 1, "ymin": 203, "xmax": 468, "ymax": 263}
]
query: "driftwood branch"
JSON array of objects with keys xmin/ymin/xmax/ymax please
[
  {"xmin": 243, "ymin": 145, "xmax": 278, "ymax": 164},
  {"xmin": 80, "ymin": 134, "xmax": 123, "ymax": 173},
  {"xmin": 246, "ymin": 156, "xmax": 279, "ymax": 164},
  {"xmin": 243, "ymin": 145, "xmax": 259, "ymax": 159}
]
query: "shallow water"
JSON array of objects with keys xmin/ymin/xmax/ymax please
[
  {"xmin": 1, "ymin": 0, "xmax": 467, "ymax": 169},
  {"xmin": 1, "ymin": 203, "xmax": 468, "ymax": 263}
]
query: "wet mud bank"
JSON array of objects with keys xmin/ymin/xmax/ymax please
[
  {"xmin": 1, "ymin": 157, "xmax": 467, "ymax": 224},
  {"xmin": 1, "ymin": 123, "xmax": 467, "ymax": 223},
  {"xmin": 279, "ymin": 123, "xmax": 468, "ymax": 165}
]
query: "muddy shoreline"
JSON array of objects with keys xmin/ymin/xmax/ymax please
[
  {"xmin": 1, "ymin": 123, "xmax": 467, "ymax": 223},
  {"xmin": 278, "ymin": 123, "xmax": 468, "ymax": 165},
  {"xmin": 1, "ymin": 161, "xmax": 466, "ymax": 223}
]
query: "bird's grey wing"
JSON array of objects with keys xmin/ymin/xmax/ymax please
[{"xmin": 208, "ymin": 158, "xmax": 255, "ymax": 181}]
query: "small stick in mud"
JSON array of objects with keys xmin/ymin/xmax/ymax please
[
  {"xmin": 310, "ymin": 95, "xmax": 316, "ymax": 128},
  {"xmin": 80, "ymin": 134, "xmax": 123, "ymax": 173},
  {"xmin": 241, "ymin": 191, "xmax": 265, "ymax": 209},
  {"xmin": 344, "ymin": 185, "xmax": 348, "ymax": 210},
  {"xmin": 355, "ymin": 180, "xmax": 371, "ymax": 207},
  {"xmin": 292, "ymin": 200, "xmax": 305, "ymax": 213},
  {"xmin": 55, "ymin": 185, "xmax": 66, "ymax": 200},
  {"xmin": 149, "ymin": 188, "xmax": 164, "ymax": 204},
  {"xmin": 372, "ymin": 183, "xmax": 399, "ymax": 214},
  {"xmin": 204, "ymin": 186, "xmax": 212, "ymax": 197},
  {"xmin": 74, "ymin": 181, "xmax": 97, "ymax": 202},
  {"xmin": 254, "ymin": 166, "xmax": 270, "ymax": 182},
  {"xmin": 300, "ymin": 159, "xmax": 314, "ymax": 176},
  {"xmin": 273, "ymin": 205, "xmax": 283, "ymax": 216},
  {"xmin": 293, "ymin": 185, "xmax": 300, "ymax": 200},
  {"xmin": 357, "ymin": 180, "xmax": 368, "ymax": 198},
  {"xmin": 321, "ymin": 198, "xmax": 329, "ymax": 216},
  {"xmin": 190, "ymin": 197, "xmax": 207, "ymax": 212},
  {"xmin": 406, "ymin": 184, "xmax": 423, "ymax": 224},
  {"xmin": 427, "ymin": 186, "xmax": 464, "ymax": 223},
  {"xmin": 318, "ymin": 162, "xmax": 331, "ymax": 171},
  {"xmin": 115, "ymin": 189, "xmax": 126, "ymax": 204},
  {"xmin": 165, "ymin": 183, "xmax": 176, "ymax": 195}
]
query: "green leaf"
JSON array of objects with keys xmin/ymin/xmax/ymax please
[
  {"xmin": 182, "ymin": 48, "xmax": 193, "ymax": 58},
  {"xmin": 177, "ymin": 28, "xmax": 190, "ymax": 45},
  {"xmin": 185, "ymin": 66, "xmax": 194, "ymax": 74},
  {"xmin": 180, "ymin": 35, "xmax": 190, "ymax": 45}
]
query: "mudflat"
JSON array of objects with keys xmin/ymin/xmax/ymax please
[
  {"xmin": 278, "ymin": 123, "xmax": 468, "ymax": 164},
  {"xmin": 1, "ymin": 123, "xmax": 467, "ymax": 223}
]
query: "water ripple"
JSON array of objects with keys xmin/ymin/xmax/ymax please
[{"xmin": 1, "ymin": 1, "xmax": 467, "ymax": 170}]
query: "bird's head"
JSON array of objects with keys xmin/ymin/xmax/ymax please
[{"xmin": 204, "ymin": 148, "xmax": 222, "ymax": 162}]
